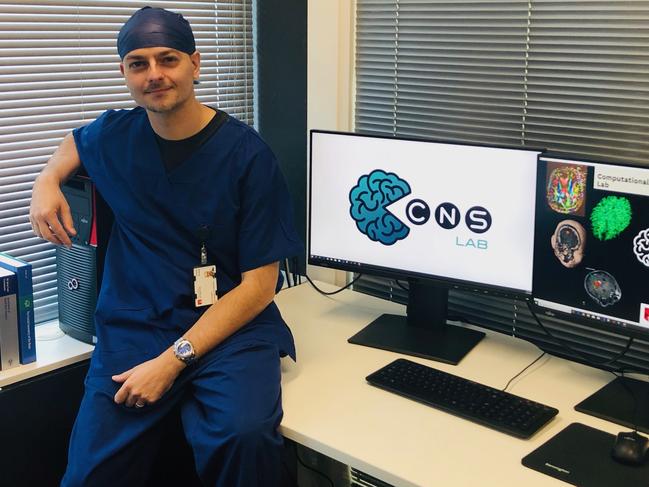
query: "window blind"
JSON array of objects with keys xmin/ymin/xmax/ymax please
[
  {"xmin": 356, "ymin": 1, "xmax": 649, "ymax": 163},
  {"xmin": 0, "ymin": 0, "xmax": 254, "ymax": 323},
  {"xmin": 354, "ymin": 0, "xmax": 649, "ymax": 372},
  {"xmin": 524, "ymin": 0, "xmax": 649, "ymax": 164},
  {"xmin": 356, "ymin": 0, "xmax": 531, "ymax": 146}
]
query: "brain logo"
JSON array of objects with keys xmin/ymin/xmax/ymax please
[
  {"xmin": 349, "ymin": 170, "xmax": 411, "ymax": 245},
  {"xmin": 633, "ymin": 228, "xmax": 649, "ymax": 267}
]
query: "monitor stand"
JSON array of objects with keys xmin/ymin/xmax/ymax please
[
  {"xmin": 347, "ymin": 279, "xmax": 485, "ymax": 365},
  {"xmin": 575, "ymin": 376, "xmax": 649, "ymax": 434}
]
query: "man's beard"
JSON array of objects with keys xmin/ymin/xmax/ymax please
[
  {"xmin": 145, "ymin": 101, "xmax": 176, "ymax": 113},
  {"xmin": 138, "ymin": 85, "xmax": 184, "ymax": 113}
]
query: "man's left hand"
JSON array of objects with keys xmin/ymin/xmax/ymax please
[{"xmin": 112, "ymin": 352, "xmax": 185, "ymax": 408}]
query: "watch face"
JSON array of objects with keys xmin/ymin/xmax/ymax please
[{"xmin": 177, "ymin": 340, "xmax": 193, "ymax": 357}]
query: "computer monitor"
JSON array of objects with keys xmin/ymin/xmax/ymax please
[
  {"xmin": 309, "ymin": 130, "xmax": 541, "ymax": 364},
  {"xmin": 532, "ymin": 154, "xmax": 649, "ymax": 432}
]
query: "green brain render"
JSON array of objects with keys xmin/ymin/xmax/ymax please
[{"xmin": 590, "ymin": 196, "xmax": 632, "ymax": 241}]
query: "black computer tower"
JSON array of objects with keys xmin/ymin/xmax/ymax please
[{"xmin": 56, "ymin": 176, "xmax": 112, "ymax": 344}]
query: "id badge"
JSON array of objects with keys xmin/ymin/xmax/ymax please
[{"xmin": 193, "ymin": 265, "xmax": 217, "ymax": 307}]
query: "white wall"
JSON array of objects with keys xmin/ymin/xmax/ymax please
[{"xmin": 307, "ymin": 0, "xmax": 354, "ymax": 285}]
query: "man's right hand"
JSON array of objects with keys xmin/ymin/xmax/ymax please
[
  {"xmin": 29, "ymin": 133, "xmax": 82, "ymax": 247},
  {"xmin": 29, "ymin": 174, "xmax": 77, "ymax": 247}
]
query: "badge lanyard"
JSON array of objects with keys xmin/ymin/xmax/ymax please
[{"xmin": 193, "ymin": 226, "xmax": 217, "ymax": 307}]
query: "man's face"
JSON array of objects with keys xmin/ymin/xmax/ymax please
[{"xmin": 120, "ymin": 47, "xmax": 200, "ymax": 114}]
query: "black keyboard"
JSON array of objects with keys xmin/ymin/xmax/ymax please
[{"xmin": 366, "ymin": 358, "xmax": 558, "ymax": 439}]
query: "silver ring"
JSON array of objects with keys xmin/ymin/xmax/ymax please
[{"xmin": 135, "ymin": 402, "xmax": 145, "ymax": 408}]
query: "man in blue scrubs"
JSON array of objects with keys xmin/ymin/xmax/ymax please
[{"xmin": 29, "ymin": 7, "xmax": 302, "ymax": 486}]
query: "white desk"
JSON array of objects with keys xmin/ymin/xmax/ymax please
[{"xmin": 276, "ymin": 282, "xmax": 627, "ymax": 487}]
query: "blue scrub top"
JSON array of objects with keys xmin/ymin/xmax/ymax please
[{"xmin": 73, "ymin": 107, "xmax": 302, "ymax": 373}]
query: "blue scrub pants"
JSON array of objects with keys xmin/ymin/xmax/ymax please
[{"xmin": 61, "ymin": 339, "xmax": 284, "ymax": 487}]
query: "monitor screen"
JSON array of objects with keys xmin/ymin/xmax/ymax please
[
  {"xmin": 533, "ymin": 155, "xmax": 649, "ymax": 338},
  {"xmin": 309, "ymin": 131, "xmax": 541, "ymax": 294}
]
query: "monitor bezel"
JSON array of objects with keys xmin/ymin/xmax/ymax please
[
  {"xmin": 532, "ymin": 151, "xmax": 649, "ymax": 341},
  {"xmin": 308, "ymin": 129, "xmax": 544, "ymax": 302}
]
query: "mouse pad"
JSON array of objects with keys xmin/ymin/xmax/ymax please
[{"xmin": 522, "ymin": 423, "xmax": 649, "ymax": 486}]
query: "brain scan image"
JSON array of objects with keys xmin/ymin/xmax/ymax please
[
  {"xmin": 633, "ymin": 228, "xmax": 649, "ymax": 267},
  {"xmin": 551, "ymin": 220, "xmax": 586, "ymax": 268},
  {"xmin": 546, "ymin": 164, "xmax": 587, "ymax": 215},
  {"xmin": 584, "ymin": 270, "xmax": 622, "ymax": 307},
  {"xmin": 590, "ymin": 195, "xmax": 632, "ymax": 241}
]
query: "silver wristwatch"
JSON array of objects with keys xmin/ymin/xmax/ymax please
[{"xmin": 173, "ymin": 337, "xmax": 197, "ymax": 365}]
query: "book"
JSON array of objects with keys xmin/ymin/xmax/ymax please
[
  {"xmin": 0, "ymin": 267, "xmax": 19, "ymax": 370},
  {"xmin": 0, "ymin": 253, "xmax": 36, "ymax": 364}
]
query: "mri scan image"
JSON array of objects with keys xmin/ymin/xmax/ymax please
[{"xmin": 551, "ymin": 219, "xmax": 586, "ymax": 268}]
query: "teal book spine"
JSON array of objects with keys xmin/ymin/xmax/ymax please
[{"xmin": 0, "ymin": 254, "xmax": 36, "ymax": 364}]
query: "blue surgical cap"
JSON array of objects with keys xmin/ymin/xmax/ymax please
[{"xmin": 117, "ymin": 7, "xmax": 196, "ymax": 59}]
